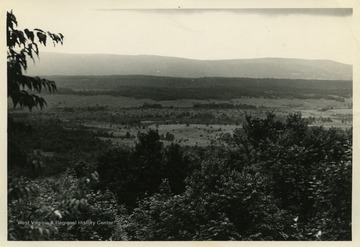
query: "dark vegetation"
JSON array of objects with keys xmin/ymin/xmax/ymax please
[
  {"xmin": 7, "ymin": 11, "xmax": 63, "ymax": 111},
  {"xmin": 193, "ymin": 103, "xmax": 257, "ymax": 109},
  {"xmin": 51, "ymin": 75, "xmax": 351, "ymax": 101},
  {"xmin": 8, "ymin": 112, "xmax": 352, "ymax": 240},
  {"xmin": 7, "ymin": 11, "xmax": 352, "ymax": 241},
  {"xmin": 8, "ymin": 117, "xmax": 111, "ymax": 177}
]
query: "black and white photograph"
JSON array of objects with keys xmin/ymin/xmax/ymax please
[{"xmin": 3, "ymin": 0, "xmax": 358, "ymax": 242}]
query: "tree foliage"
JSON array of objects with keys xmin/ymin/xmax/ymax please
[
  {"xmin": 8, "ymin": 168, "xmax": 117, "ymax": 240},
  {"xmin": 8, "ymin": 93, "xmax": 352, "ymax": 240},
  {"xmin": 113, "ymin": 112, "xmax": 351, "ymax": 240},
  {"xmin": 7, "ymin": 10, "xmax": 64, "ymax": 110},
  {"xmin": 96, "ymin": 130, "xmax": 190, "ymax": 208}
]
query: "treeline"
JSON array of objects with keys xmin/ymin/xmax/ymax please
[
  {"xmin": 57, "ymin": 86, "xmax": 349, "ymax": 101},
  {"xmin": 8, "ymin": 112, "xmax": 352, "ymax": 240},
  {"xmin": 193, "ymin": 103, "xmax": 257, "ymax": 109},
  {"xmin": 49, "ymin": 75, "xmax": 352, "ymax": 91},
  {"xmin": 53, "ymin": 75, "xmax": 352, "ymax": 101},
  {"xmin": 140, "ymin": 103, "xmax": 257, "ymax": 109}
]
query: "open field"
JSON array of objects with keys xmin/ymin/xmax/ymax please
[
  {"xmin": 93, "ymin": 123, "xmax": 238, "ymax": 147},
  {"xmin": 9, "ymin": 91, "xmax": 352, "ymax": 147}
]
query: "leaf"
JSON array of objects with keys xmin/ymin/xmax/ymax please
[
  {"xmin": 32, "ymin": 42, "xmax": 39, "ymax": 56},
  {"xmin": 7, "ymin": 11, "xmax": 18, "ymax": 30},
  {"xmin": 36, "ymin": 32, "xmax": 47, "ymax": 46},
  {"xmin": 27, "ymin": 44, "xmax": 35, "ymax": 62},
  {"xmin": 17, "ymin": 30, "xmax": 26, "ymax": 47},
  {"xmin": 24, "ymin": 29, "xmax": 34, "ymax": 42},
  {"xmin": 34, "ymin": 28, "xmax": 44, "ymax": 32},
  {"xmin": 54, "ymin": 210, "xmax": 62, "ymax": 219}
]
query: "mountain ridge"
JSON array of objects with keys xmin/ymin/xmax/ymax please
[{"xmin": 26, "ymin": 53, "xmax": 352, "ymax": 80}]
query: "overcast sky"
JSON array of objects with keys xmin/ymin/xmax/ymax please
[{"xmin": 4, "ymin": 1, "xmax": 356, "ymax": 64}]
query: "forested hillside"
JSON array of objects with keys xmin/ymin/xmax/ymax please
[{"xmin": 49, "ymin": 75, "xmax": 352, "ymax": 101}]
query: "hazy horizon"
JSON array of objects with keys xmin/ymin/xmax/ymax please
[{"xmin": 33, "ymin": 51, "xmax": 353, "ymax": 65}]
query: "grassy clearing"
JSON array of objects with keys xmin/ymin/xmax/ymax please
[
  {"xmin": 87, "ymin": 123, "xmax": 239, "ymax": 147},
  {"xmin": 9, "ymin": 94, "xmax": 351, "ymax": 146}
]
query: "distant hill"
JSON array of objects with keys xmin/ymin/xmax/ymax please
[
  {"xmin": 47, "ymin": 75, "xmax": 352, "ymax": 101},
  {"xmin": 26, "ymin": 53, "xmax": 352, "ymax": 80}
]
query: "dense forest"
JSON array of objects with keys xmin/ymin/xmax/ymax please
[
  {"xmin": 51, "ymin": 75, "xmax": 351, "ymax": 101},
  {"xmin": 8, "ymin": 112, "xmax": 352, "ymax": 240}
]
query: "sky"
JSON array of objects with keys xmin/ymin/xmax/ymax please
[{"xmin": 3, "ymin": 0, "xmax": 357, "ymax": 64}]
